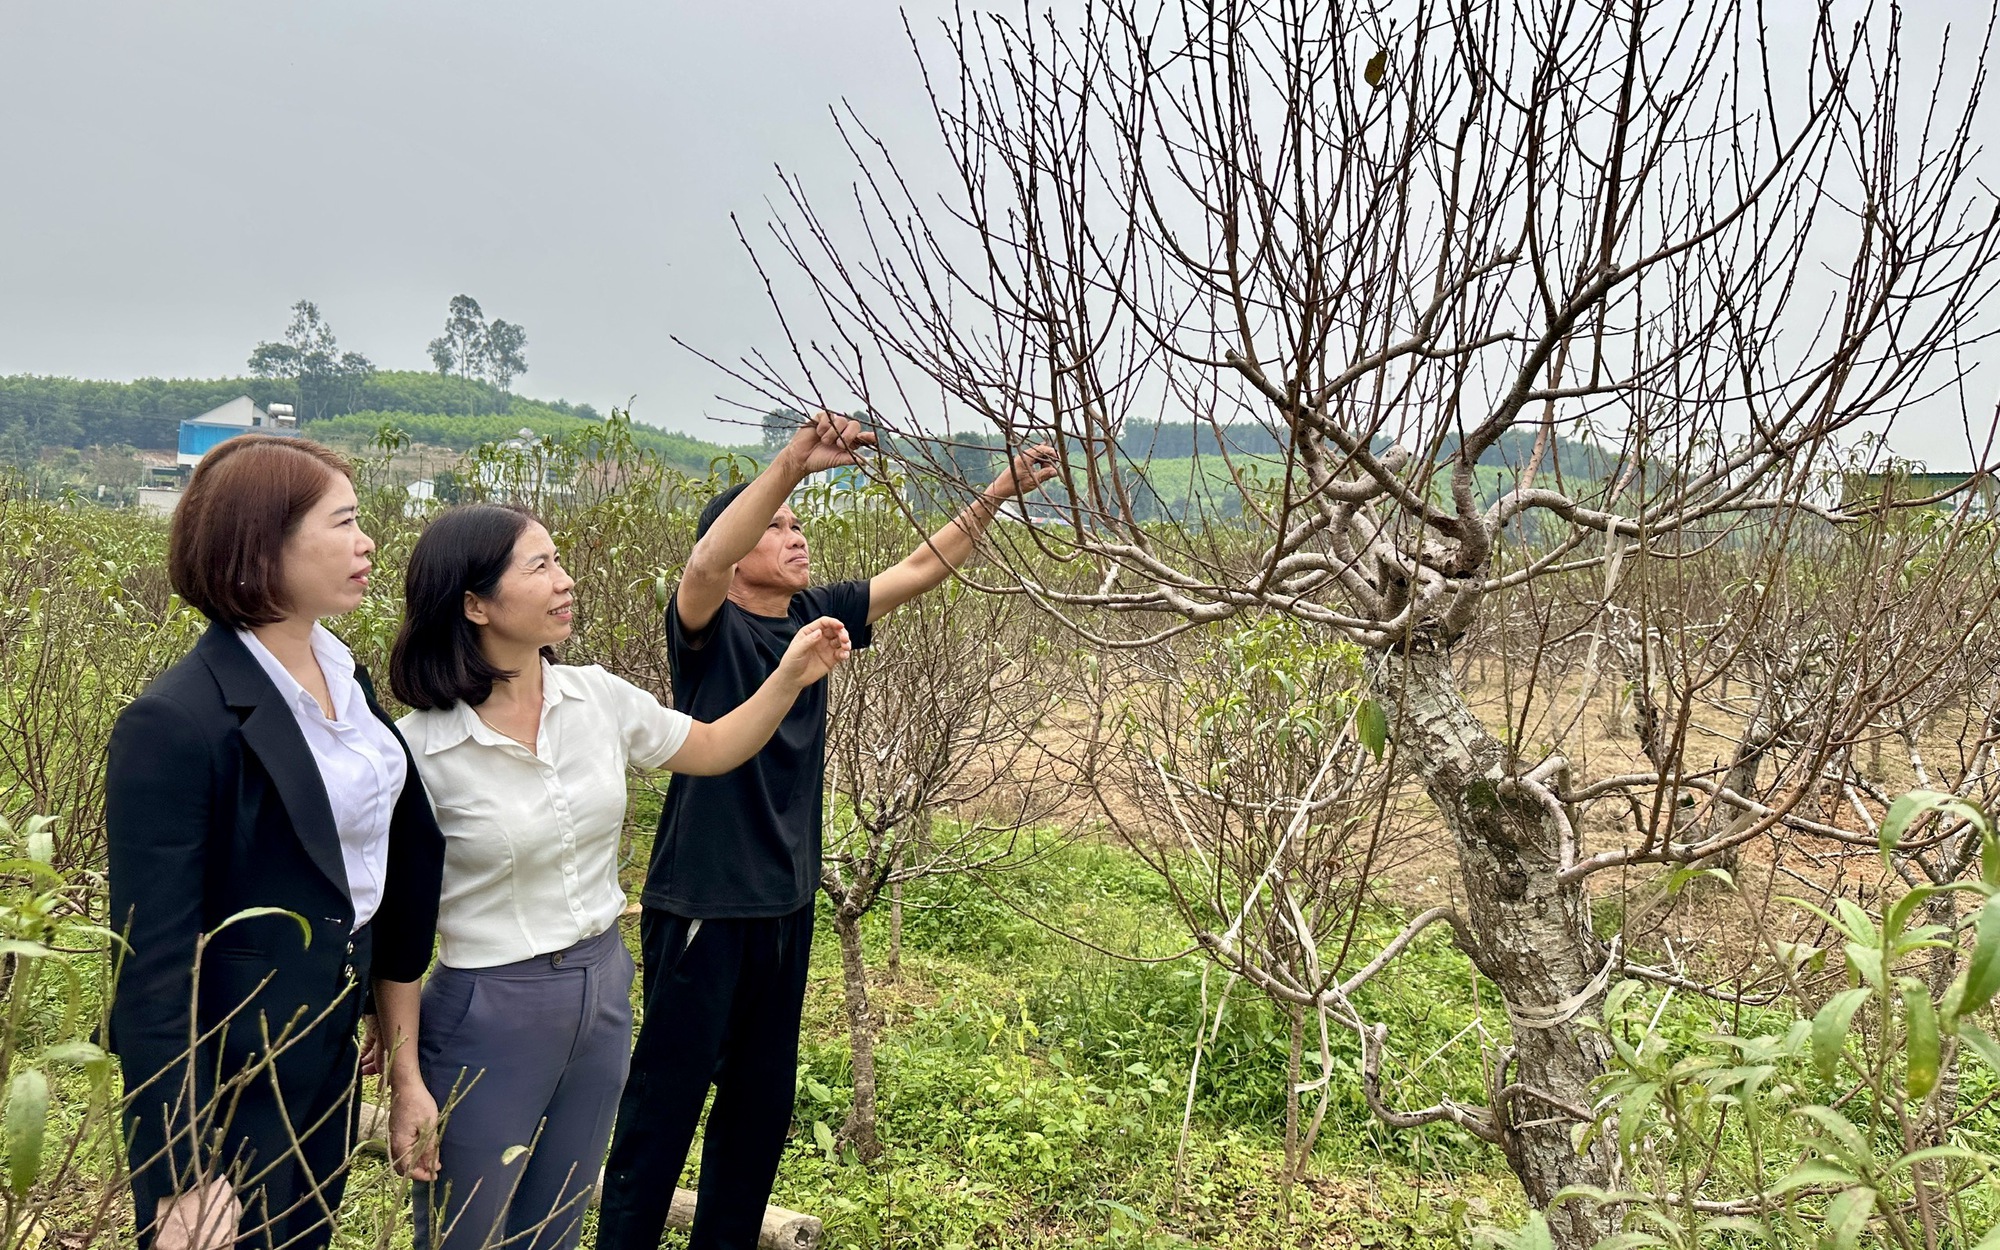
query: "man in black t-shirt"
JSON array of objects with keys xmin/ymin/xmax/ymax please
[{"xmin": 598, "ymin": 413, "xmax": 1056, "ymax": 1250}]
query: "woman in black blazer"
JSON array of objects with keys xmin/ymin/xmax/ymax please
[{"xmin": 106, "ymin": 434, "xmax": 444, "ymax": 1250}]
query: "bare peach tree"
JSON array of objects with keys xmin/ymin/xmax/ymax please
[
  {"xmin": 1075, "ymin": 615, "xmax": 1441, "ymax": 1189},
  {"xmin": 811, "ymin": 485, "xmax": 1065, "ymax": 1163},
  {"xmin": 733, "ymin": 0, "xmax": 2000, "ymax": 1240}
]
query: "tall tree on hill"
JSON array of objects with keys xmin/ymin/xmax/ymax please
[
  {"xmin": 762, "ymin": 407, "xmax": 802, "ymax": 453},
  {"xmin": 745, "ymin": 1, "xmax": 2000, "ymax": 1242},
  {"xmin": 427, "ymin": 294, "xmax": 489, "ymax": 415},
  {"xmin": 483, "ymin": 318, "xmax": 529, "ymax": 393},
  {"xmin": 247, "ymin": 299, "xmax": 374, "ymax": 422},
  {"xmin": 428, "ymin": 295, "xmax": 531, "ymax": 409}
]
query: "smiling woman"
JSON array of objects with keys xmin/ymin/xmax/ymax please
[{"xmin": 105, "ymin": 433, "xmax": 445, "ymax": 1250}]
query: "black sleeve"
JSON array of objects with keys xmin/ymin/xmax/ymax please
[
  {"xmin": 667, "ymin": 586, "xmax": 722, "ymax": 663},
  {"xmin": 105, "ymin": 693, "xmax": 219, "ymax": 1202},
  {"xmin": 357, "ymin": 665, "xmax": 443, "ymax": 985},
  {"xmin": 803, "ymin": 579, "xmax": 876, "ymax": 652}
]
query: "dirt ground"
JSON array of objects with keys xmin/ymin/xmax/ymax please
[{"xmin": 961, "ymin": 647, "xmax": 1953, "ymax": 1004}]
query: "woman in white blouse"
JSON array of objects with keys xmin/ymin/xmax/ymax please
[{"xmin": 383, "ymin": 502, "xmax": 851, "ymax": 1250}]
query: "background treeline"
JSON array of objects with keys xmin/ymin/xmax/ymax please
[{"xmin": 0, "ymin": 372, "xmax": 604, "ymax": 455}]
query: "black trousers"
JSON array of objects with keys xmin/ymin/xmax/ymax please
[{"xmin": 596, "ymin": 902, "xmax": 814, "ymax": 1250}]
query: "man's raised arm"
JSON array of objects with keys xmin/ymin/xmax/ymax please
[
  {"xmin": 867, "ymin": 445, "xmax": 1057, "ymax": 625},
  {"xmin": 677, "ymin": 412, "xmax": 874, "ymax": 633}
]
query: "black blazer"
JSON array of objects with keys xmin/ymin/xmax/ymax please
[{"xmin": 105, "ymin": 623, "xmax": 443, "ymax": 1204}]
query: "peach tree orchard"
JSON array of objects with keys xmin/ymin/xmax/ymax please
[{"xmin": 735, "ymin": 0, "xmax": 2000, "ymax": 1243}]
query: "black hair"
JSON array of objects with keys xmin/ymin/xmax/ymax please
[
  {"xmin": 696, "ymin": 482, "xmax": 750, "ymax": 540},
  {"xmin": 389, "ymin": 503, "xmax": 555, "ymax": 710}
]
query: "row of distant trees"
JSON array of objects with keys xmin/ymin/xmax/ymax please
[{"xmin": 248, "ymin": 295, "xmax": 528, "ymax": 422}]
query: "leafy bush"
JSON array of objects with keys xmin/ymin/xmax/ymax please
[{"xmin": 1480, "ymin": 793, "xmax": 2000, "ymax": 1250}]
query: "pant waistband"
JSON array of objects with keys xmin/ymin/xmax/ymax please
[{"xmin": 446, "ymin": 925, "xmax": 627, "ymax": 975}]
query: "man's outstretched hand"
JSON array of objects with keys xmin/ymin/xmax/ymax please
[
  {"xmin": 985, "ymin": 444, "xmax": 1060, "ymax": 502},
  {"xmin": 783, "ymin": 411, "xmax": 877, "ymax": 477}
]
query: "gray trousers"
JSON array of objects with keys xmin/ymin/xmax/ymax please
[{"xmin": 414, "ymin": 927, "xmax": 634, "ymax": 1250}]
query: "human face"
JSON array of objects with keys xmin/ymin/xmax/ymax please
[
  {"xmin": 277, "ymin": 474, "xmax": 375, "ymax": 621},
  {"xmin": 733, "ymin": 504, "xmax": 811, "ymax": 596},
  {"xmin": 463, "ymin": 522, "xmax": 576, "ymax": 650}
]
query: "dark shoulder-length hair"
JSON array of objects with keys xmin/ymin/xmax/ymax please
[{"xmin": 389, "ymin": 503, "xmax": 556, "ymax": 710}]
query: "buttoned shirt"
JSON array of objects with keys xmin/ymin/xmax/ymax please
[
  {"xmin": 236, "ymin": 625, "xmax": 408, "ymax": 928},
  {"xmin": 397, "ymin": 663, "xmax": 693, "ymax": 969}
]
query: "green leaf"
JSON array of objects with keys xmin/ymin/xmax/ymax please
[
  {"xmin": 1363, "ymin": 48, "xmax": 1389, "ymax": 89},
  {"xmin": 1881, "ymin": 791, "xmax": 1947, "ymax": 855},
  {"xmin": 1959, "ymin": 895, "xmax": 2000, "ymax": 1017},
  {"xmin": 1903, "ymin": 986, "xmax": 1940, "ymax": 1099},
  {"xmin": 500, "ymin": 1144, "xmax": 529, "ymax": 1165},
  {"xmin": 1617, "ymin": 1082, "xmax": 1661, "ymax": 1158},
  {"xmin": 1889, "ymin": 1144, "xmax": 1989, "ymax": 1173},
  {"xmin": 1958, "ymin": 1025, "xmax": 2000, "ymax": 1079},
  {"xmin": 1475, "ymin": 1212, "xmax": 1553, "ymax": 1250},
  {"xmin": 1355, "ymin": 700, "xmax": 1388, "ymax": 759},
  {"xmin": 1771, "ymin": 1159, "xmax": 1856, "ymax": 1194},
  {"xmin": 1834, "ymin": 899, "xmax": 1878, "ymax": 947},
  {"xmin": 812, "ymin": 1119, "xmax": 837, "ymax": 1159},
  {"xmin": 39, "ymin": 1041, "xmax": 107, "ymax": 1068},
  {"xmin": 1665, "ymin": 866, "xmax": 1734, "ymax": 896},
  {"xmin": 24, "ymin": 816, "xmax": 55, "ymax": 866},
  {"xmin": 4, "ymin": 1069, "xmax": 48, "ymax": 1198},
  {"xmin": 207, "ymin": 906, "xmax": 312, "ymax": 949},
  {"xmin": 1797, "ymin": 1106, "xmax": 1872, "ymax": 1168},
  {"xmin": 1773, "ymin": 941, "xmax": 1826, "ymax": 976},
  {"xmin": 1884, "ymin": 885, "xmax": 1938, "ymax": 946},
  {"xmin": 1812, "ymin": 988, "xmax": 1870, "ymax": 1082},
  {"xmin": 1823, "ymin": 1187, "xmax": 1875, "ymax": 1249}
]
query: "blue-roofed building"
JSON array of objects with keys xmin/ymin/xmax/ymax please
[
  {"xmin": 175, "ymin": 396, "xmax": 295, "ymax": 466},
  {"xmin": 137, "ymin": 398, "xmax": 298, "ymax": 514}
]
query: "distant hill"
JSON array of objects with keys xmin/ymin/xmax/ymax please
[
  {"xmin": 0, "ymin": 371, "xmax": 746, "ymax": 470},
  {"xmin": 308, "ymin": 410, "xmax": 753, "ymax": 476},
  {"xmin": 0, "ymin": 371, "xmax": 603, "ymax": 449},
  {"xmin": 3, "ymin": 377, "xmax": 1615, "ymax": 512}
]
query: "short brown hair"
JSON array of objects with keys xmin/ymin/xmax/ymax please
[{"xmin": 169, "ymin": 434, "xmax": 355, "ymax": 628}]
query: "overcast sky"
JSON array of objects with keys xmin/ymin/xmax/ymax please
[
  {"xmin": 0, "ymin": 0, "xmax": 969, "ymax": 445},
  {"xmin": 1, "ymin": 1, "xmax": 1994, "ymax": 464}
]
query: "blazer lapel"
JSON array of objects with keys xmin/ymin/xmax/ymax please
[{"xmin": 196, "ymin": 625, "xmax": 351, "ymax": 905}]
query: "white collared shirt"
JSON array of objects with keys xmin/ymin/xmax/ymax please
[
  {"xmin": 397, "ymin": 663, "xmax": 693, "ymax": 969},
  {"xmin": 236, "ymin": 625, "xmax": 408, "ymax": 929}
]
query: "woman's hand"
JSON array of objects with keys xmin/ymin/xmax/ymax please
[
  {"xmin": 358, "ymin": 1013, "xmax": 384, "ymax": 1077},
  {"xmin": 153, "ymin": 1178, "xmax": 239, "ymax": 1250},
  {"xmin": 776, "ymin": 617, "xmax": 853, "ymax": 689},
  {"xmin": 389, "ymin": 1080, "xmax": 443, "ymax": 1181}
]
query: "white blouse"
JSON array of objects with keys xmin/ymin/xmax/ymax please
[
  {"xmin": 237, "ymin": 626, "xmax": 407, "ymax": 929},
  {"xmin": 397, "ymin": 663, "xmax": 693, "ymax": 969}
]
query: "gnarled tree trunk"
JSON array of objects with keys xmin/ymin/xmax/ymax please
[{"xmin": 1380, "ymin": 647, "xmax": 1615, "ymax": 1247}]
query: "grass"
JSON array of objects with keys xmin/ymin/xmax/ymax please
[{"xmin": 635, "ymin": 828, "xmax": 1524, "ymax": 1248}]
